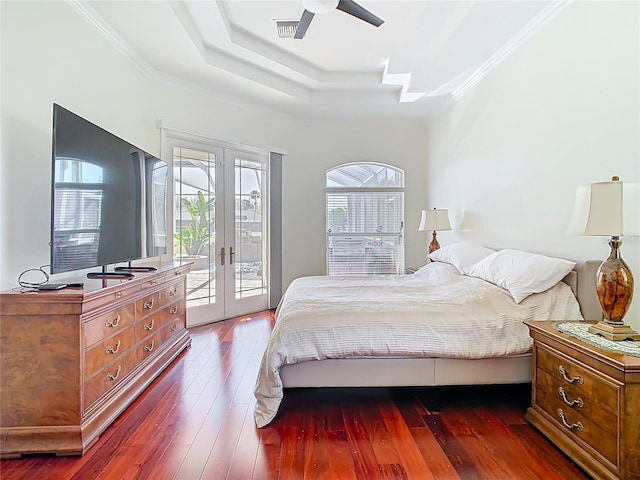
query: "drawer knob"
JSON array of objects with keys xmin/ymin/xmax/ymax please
[
  {"xmin": 169, "ymin": 288, "xmax": 178, "ymax": 296},
  {"xmin": 171, "ymin": 324, "xmax": 178, "ymax": 332},
  {"xmin": 106, "ymin": 340, "xmax": 121, "ymax": 354},
  {"xmin": 106, "ymin": 365, "xmax": 122, "ymax": 381},
  {"xmin": 115, "ymin": 291, "xmax": 124, "ymax": 299},
  {"xmin": 143, "ymin": 298, "xmax": 155, "ymax": 309},
  {"xmin": 144, "ymin": 319, "xmax": 155, "ymax": 331},
  {"xmin": 170, "ymin": 306, "xmax": 178, "ymax": 314},
  {"xmin": 144, "ymin": 341, "xmax": 155, "ymax": 352},
  {"xmin": 557, "ymin": 408, "xmax": 583, "ymax": 431},
  {"xmin": 105, "ymin": 315, "xmax": 121, "ymax": 328},
  {"xmin": 558, "ymin": 387, "xmax": 584, "ymax": 408},
  {"xmin": 150, "ymin": 279, "xmax": 158, "ymax": 285},
  {"xmin": 559, "ymin": 365, "xmax": 583, "ymax": 384}
]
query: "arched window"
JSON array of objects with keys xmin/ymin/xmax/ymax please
[{"xmin": 326, "ymin": 163, "xmax": 405, "ymax": 275}]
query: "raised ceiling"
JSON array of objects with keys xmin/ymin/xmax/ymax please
[{"xmin": 72, "ymin": 0, "xmax": 570, "ymax": 119}]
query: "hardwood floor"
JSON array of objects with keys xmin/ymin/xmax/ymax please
[{"xmin": 0, "ymin": 310, "xmax": 591, "ymax": 480}]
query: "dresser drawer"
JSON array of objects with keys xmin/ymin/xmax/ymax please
[
  {"xmin": 536, "ymin": 345, "xmax": 619, "ymax": 415},
  {"xmin": 82, "ymin": 283, "xmax": 141, "ymax": 313},
  {"xmin": 137, "ymin": 331, "xmax": 164, "ymax": 363},
  {"xmin": 141, "ymin": 274, "xmax": 166, "ymax": 290},
  {"xmin": 161, "ymin": 281, "xmax": 185, "ymax": 305},
  {"xmin": 83, "ymin": 304, "xmax": 135, "ymax": 348},
  {"xmin": 84, "ymin": 325, "xmax": 135, "ymax": 379},
  {"xmin": 136, "ymin": 314, "xmax": 161, "ymax": 342},
  {"xmin": 163, "ymin": 316, "xmax": 186, "ymax": 343},
  {"xmin": 136, "ymin": 291, "xmax": 162, "ymax": 318},
  {"xmin": 84, "ymin": 349, "xmax": 137, "ymax": 409}
]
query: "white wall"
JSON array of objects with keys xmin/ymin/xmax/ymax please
[
  {"xmin": 0, "ymin": 1, "xmax": 428, "ymax": 293},
  {"xmin": 281, "ymin": 118, "xmax": 429, "ymax": 284},
  {"xmin": 425, "ymin": 1, "xmax": 640, "ymax": 328}
]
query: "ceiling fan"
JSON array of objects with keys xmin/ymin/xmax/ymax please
[{"xmin": 294, "ymin": 0, "xmax": 384, "ymax": 39}]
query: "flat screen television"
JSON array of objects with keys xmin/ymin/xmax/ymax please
[{"xmin": 50, "ymin": 104, "xmax": 168, "ymax": 277}]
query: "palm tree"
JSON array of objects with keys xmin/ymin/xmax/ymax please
[{"xmin": 175, "ymin": 191, "xmax": 214, "ymax": 256}]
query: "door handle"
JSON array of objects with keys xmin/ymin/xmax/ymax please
[
  {"xmin": 220, "ymin": 246, "xmax": 225, "ymax": 266},
  {"xmin": 229, "ymin": 246, "xmax": 234, "ymax": 265}
]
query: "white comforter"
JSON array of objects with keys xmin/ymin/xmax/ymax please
[{"xmin": 254, "ymin": 262, "xmax": 583, "ymax": 427}]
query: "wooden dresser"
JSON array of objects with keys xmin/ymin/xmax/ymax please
[
  {"xmin": 525, "ymin": 321, "xmax": 640, "ymax": 480},
  {"xmin": 0, "ymin": 263, "xmax": 191, "ymax": 458}
]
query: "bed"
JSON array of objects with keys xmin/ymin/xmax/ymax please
[{"xmin": 254, "ymin": 245, "xmax": 601, "ymax": 428}]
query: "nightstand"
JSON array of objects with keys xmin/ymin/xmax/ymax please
[{"xmin": 524, "ymin": 321, "xmax": 640, "ymax": 480}]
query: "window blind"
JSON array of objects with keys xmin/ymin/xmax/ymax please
[{"xmin": 326, "ymin": 190, "xmax": 404, "ymax": 275}]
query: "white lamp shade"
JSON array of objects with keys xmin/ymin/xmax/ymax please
[
  {"xmin": 418, "ymin": 209, "xmax": 451, "ymax": 232},
  {"xmin": 567, "ymin": 179, "xmax": 640, "ymax": 236},
  {"xmin": 301, "ymin": 0, "xmax": 338, "ymax": 14}
]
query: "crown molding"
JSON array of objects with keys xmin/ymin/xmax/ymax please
[
  {"xmin": 452, "ymin": 0, "xmax": 573, "ymax": 100},
  {"xmin": 68, "ymin": 0, "xmax": 156, "ymax": 79}
]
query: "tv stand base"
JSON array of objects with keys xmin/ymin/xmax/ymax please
[
  {"xmin": 87, "ymin": 271, "xmax": 135, "ymax": 279},
  {"xmin": 114, "ymin": 266, "xmax": 158, "ymax": 273}
]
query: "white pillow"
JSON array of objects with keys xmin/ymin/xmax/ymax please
[
  {"xmin": 427, "ymin": 242, "xmax": 495, "ymax": 274},
  {"xmin": 466, "ymin": 249, "xmax": 576, "ymax": 303}
]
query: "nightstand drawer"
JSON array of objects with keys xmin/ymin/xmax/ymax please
[
  {"xmin": 536, "ymin": 390, "xmax": 618, "ymax": 465},
  {"xmin": 536, "ymin": 345, "xmax": 619, "ymax": 416},
  {"xmin": 534, "ymin": 368, "xmax": 618, "ymax": 465},
  {"xmin": 535, "ymin": 367, "xmax": 618, "ymax": 436}
]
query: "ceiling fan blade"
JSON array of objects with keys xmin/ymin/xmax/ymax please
[
  {"xmin": 336, "ymin": 0, "xmax": 384, "ymax": 27},
  {"xmin": 294, "ymin": 10, "xmax": 315, "ymax": 39}
]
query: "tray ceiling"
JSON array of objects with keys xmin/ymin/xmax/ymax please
[{"xmin": 72, "ymin": 0, "xmax": 570, "ymax": 119}]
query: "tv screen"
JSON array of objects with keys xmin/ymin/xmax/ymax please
[{"xmin": 50, "ymin": 104, "xmax": 168, "ymax": 274}]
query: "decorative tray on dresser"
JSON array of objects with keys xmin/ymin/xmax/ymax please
[
  {"xmin": 0, "ymin": 263, "xmax": 192, "ymax": 458},
  {"xmin": 525, "ymin": 320, "xmax": 640, "ymax": 480}
]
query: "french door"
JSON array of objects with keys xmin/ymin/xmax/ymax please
[{"xmin": 171, "ymin": 140, "xmax": 269, "ymax": 326}]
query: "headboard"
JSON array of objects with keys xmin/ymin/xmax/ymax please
[{"xmin": 562, "ymin": 260, "xmax": 601, "ymax": 321}]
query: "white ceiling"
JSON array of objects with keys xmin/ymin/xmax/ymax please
[{"xmin": 72, "ymin": 0, "xmax": 571, "ymax": 119}]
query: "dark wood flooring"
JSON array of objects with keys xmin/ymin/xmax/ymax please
[{"xmin": 0, "ymin": 310, "xmax": 591, "ymax": 479}]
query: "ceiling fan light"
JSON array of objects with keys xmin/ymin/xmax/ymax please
[{"xmin": 301, "ymin": 0, "xmax": 339, "ymax": 14}]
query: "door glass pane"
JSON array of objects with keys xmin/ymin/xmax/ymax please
[
  {"xmin": 173, "ymin": 147, "xmax": 216, "ymax": 307},
  {"xmin": 235, "ymin": 157, "xmax": 267, "ymax": 299}
]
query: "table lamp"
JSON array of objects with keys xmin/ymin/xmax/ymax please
[
  {"xmin": 568, "ymin": 176, "xmax": 638, "ymax": 340},
  {"xmin": 419, "ymin": 208, "xmax": 451, "ymax": 254}
]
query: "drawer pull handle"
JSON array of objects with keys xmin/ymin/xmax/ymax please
[
  {"xmin": 115, "ymin": 291, "xmax": 124, "ymax": 299},
  {"xmin": 144, "ymin": 319, "xmax": 155, "ymax": 331},
  {"xmin": 559, "ymin": 365, "xmax": 583, "ymax": 384},
  {"xmin": 150, "ymin": 279, "xmax": 158, "ymax": 285},
  {"xmin": 105, "ymin": 315, "xmax": 121, "ymax": 328},
  {"xmin": 144, "ymin": 341, "xmax": 155, "ymax": 352},
  {"xmin": 170, "ymin": 306, "xmax": 178, "ymax": 314},
  {"xmin": 558, "ymin": 387, "xmax": 584, "ymax": 408},
  {"xmin": 169, "ymin": 288, "xmax": 178, "ymax": 296},
  {"xmin": 106, "ymin": 365, "xmax": 122, "ymax": 381},
  {"xmin": 106, "ymin": 340, "xmax": 121, "ymax": 354},
  {"xmin": 557, "ymin": 409, "xmax": 583, "ymax": 431},
  {"xmin": 143, "ymin": 299, "xmax": 155, "ymax": 309},
  {"xmin": 171, "ymin": 324, "xmax": 178, "ymax": 332}
]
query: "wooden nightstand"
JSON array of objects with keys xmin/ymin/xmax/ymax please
[{"xmin": 525, "ymin": 321, "xmax": 640, "ymax": 480}]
